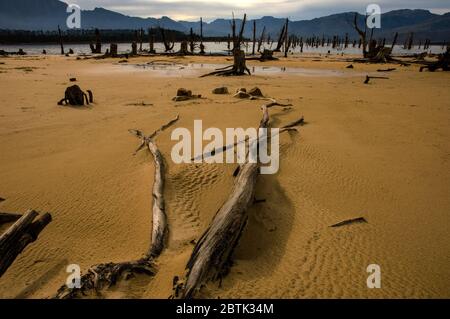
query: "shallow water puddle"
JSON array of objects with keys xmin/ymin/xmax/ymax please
[{"xmin": 95, "ymin": 61, "xmax": 365, "ymax": 78}]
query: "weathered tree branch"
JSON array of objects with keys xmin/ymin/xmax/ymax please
[
  {"xmin": 0, "ymin": 210, "xmax": 52, "ymax": 277},
  {"xmin": 55, "ymin": 115, "xmax": 179, "ymax": 299},
  {"xmin": 0, "ymin": 212, "xmax": 22, "ymax": 224}
]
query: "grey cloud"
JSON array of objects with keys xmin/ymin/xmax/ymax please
[{"xmin": 62, "ymin": 0, "xmax": 450, "ymax": 21}]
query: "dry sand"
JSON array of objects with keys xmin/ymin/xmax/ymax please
[{"xmin": 0, "ymin": 53, "xmax": 449, "ymax": 298}]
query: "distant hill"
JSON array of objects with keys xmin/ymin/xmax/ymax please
[{"xmin": 1, "ymin": 0, "xmax": 449, "ymax": 42}]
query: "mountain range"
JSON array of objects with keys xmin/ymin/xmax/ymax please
[{"xmin": 1, "ymin": 0, "xmax": 449, "ymax": 42}]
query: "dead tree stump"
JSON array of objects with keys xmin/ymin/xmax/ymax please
[
  {"xmin": 110, "ymin": 43, "xmax": 118, "ymax": 57},
  {"xmin": 57, "ymin": 85, "xmax": 93, "ymax": 106}
]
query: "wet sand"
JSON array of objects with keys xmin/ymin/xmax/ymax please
[{"xmin": 0, "ymin": 53, "xmax": 449, "ymax": 298}]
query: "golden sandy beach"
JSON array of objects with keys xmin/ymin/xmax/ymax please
[{"xmin": 0, "ymin": 53, "xmax": 449, "ymax": 298}]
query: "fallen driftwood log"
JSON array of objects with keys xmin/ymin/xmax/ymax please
[
  {"xmin": 420, "ymin": 48, "xmax": 450, "ymax": 72},
  {"xmin": 173, "ymin": 101, "xmax": 302, "ymax": 299},
  {"xmin": 0, "ymin": 212, "xmax": 21, "ymax": 224},
  {"xmin": 377, "ymin": 68, "xmax": 396, "ymax": 72},
  {"xmin": 55, "ymin": 116, "xmax": 179, "ymax": 299},
  {"xmin": 0, "ymin": 49, "xmax": 27, "ymax": 56},
  {"xmin": 0, "ymin": 210, "xmax": 52, "ymax": 277},
  {"xmin": 364, "ymin": 75, "xmax": 389, "ymax": 84},
  {"xmin": 330, "ymin": 217, "xmax": 367, "ymax": 228},
  {"xmin": 57, "ymin": 85, "xmax": 93, "ymax": 106}
]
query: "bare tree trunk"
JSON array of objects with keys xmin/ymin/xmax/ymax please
[
  {"xmin": 58, "ymin": 25, "xmax": 65, "ymax": 55},
  {"xmin": 200, "ymin": 18, "xmax": 205, "ymax": 54},
  {"xmin": 148, "ymin": 28, "xmax": 155, "ymax": 54},
  {"xmin": 275, "ymin": 23, "xmax": 286, "ymax": 52},
  {"xmin": 284, "ymin": 18, "xmax": 289, "ymax": 58},
  {"xmin": 95, "ymin": 28, "xmax": 102, "ymax": 54},
  {"xmin": 390, "ymin": 32, "xmax": 398, "ymax": 53},
  {"xmin": 353, "ymin": 13, "xmax": 367, "ymax": 58},
  {"xmin": 257, "ymin": 26, "xmax": 266, "ymax": 52},
  {"xmin": 252, "ymin": 20, "xmax": 256, "ymax": 55}
]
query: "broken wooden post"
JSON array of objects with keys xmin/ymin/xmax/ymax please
[
  {"xmin": 57, "ymin": 25, "xmax": 65, "ymax": 55},
  {"xmin": 0, "ymin": 210, "xmax": 52, "ymax": 277}
]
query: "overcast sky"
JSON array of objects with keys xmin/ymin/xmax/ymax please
[{"xmin": 61, "ymin": 0, "xmax": 450, "ymax": 21}]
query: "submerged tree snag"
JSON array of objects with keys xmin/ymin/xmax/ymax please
[
  {"xmin": 200, "ymin": 14, "xmax": 251, "ymax": 77},
  {"xmin": 55, "ymin": 116, "xmax": 179, "ymax": 299},
  {"xmin": 0, "ymin": 210, "xmax": 52, "ymax": 277},
  {"xmin": 173, "ymin": 102, "xmax": 301, "ymax": 299}
]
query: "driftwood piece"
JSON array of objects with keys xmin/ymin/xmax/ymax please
[
  {"xmin": 0, "ymin": 210, "xmax": 52, "ymax": 277},
  {"xmin": 377, "ymin": 68, "xmax": 396, "ymax": 72},
  {"xmin": 330, "ymin": 217, "xmax": 367, "ymax": 228},
  {"xmin": 55, "ymin": 116, "xmax": 179, "ymax": 298},
  {"xmin": 0, "ymin": 212, "xmax": 22, "ymax": 224},
  {"xmin": 364, "ymin": 75, "xmax": 389, "ymax": 84},
  {"xmin": 174, "ymin": 102, "xmax": 301, "ymax": 299}
]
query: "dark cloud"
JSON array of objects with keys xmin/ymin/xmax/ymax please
[{"xmin": 62, "ymin": 0, "xmax": 450, "ymax": 21}]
